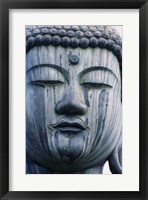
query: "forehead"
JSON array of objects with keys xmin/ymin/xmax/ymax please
[{"xmin": 26, "ymin": 46, "xmax": 120, "ymax": 76}]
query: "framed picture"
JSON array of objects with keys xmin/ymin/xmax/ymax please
[{"xmin": 0, "ymin": 0, "xmax": 147, "ymax": 199}]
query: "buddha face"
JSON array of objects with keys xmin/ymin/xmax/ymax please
[{"xmin": 26, "ymin": 45, "xmax": 122, "ymax": 172}]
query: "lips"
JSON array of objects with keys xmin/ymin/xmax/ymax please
[
  {"xmin": 48, "ymin": 118, "xmax": 89, "ymax": 161},
  {"xmin": 49, "ymin": 119, "xmax": 89, "ymax": 133}
]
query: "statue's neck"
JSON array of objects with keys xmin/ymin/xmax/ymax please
[{"xmin": 26, "ymin": 160, "xmax": 104, "ymax": 174}]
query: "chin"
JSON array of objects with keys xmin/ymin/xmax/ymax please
[{"xmin": 48, "ymin": 129, "xmax": 88, "ymax": 162}]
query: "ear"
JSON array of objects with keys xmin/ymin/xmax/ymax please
[
  {"xmin": 108, "ymin": 147, "xmax": 122, "ymax": 174},
  {"xmin": 108, "ymin": 133, "xmax": 122, "ymax": 174}
]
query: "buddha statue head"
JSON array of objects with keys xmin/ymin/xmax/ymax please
[{"xmin": 26, "ymin": 25, "xmax": 122, "ymax": 174}]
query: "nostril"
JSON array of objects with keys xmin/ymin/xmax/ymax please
[{"xmin": 55, "ymin": 100, "xmax": 88, "ymax": 115}]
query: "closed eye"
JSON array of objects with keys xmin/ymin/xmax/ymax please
[
  {"xmin": 31, "ymin": 80, "xmax": 64, "ymax": 86},
  {"xmin": 81, "ymin": 82, "xmax": 112, "ymax": 89}
]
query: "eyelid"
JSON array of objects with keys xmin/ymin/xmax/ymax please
[
  {"xmin": 26, "ymin": 64, "xmax": 69, "ymax": 83},
  {"xmin": 81, "ymin": 82, "xmax": 112, "ymax": 89},
  {"xmin": 79, "ymin": 66, "xmax": 118, "ymax": 82},
  {"xmin": 79, "ymin": 67, "xmax": 117, "ymax": 89},
  {"xmin": 31, "ymin": 80, "xmax": 64, "ymax": 86}
]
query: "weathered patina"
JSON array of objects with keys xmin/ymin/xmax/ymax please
[{"xmin": 26, "ymin": 25, "xmax": 122, "ymax": 174}]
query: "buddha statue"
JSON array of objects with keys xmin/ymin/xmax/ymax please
[{"xmin": 26, "ymin": 25, "xmax": 122, "ymax": 174}]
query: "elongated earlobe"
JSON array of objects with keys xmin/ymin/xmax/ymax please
[{"xmin": 108, "ymin": 145, "xmax": 122, "ymax": 174}]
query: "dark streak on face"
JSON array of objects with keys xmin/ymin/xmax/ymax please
[
  {"xmin": 91, "ymin": 89, "xmax": 109, "ymax": 150},
  {"xmin": 83, "ymin": 87, "xmax": 90, "ymax": 107}
]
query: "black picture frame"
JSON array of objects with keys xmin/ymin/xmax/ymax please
[{"xmin": 0, "ymin": 0, "xmax": 147, "ymax": 199}]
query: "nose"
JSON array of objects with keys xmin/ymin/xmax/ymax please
[{"xmin": 55, "ymin": 84, "xmax": 88, "ymax": 115}]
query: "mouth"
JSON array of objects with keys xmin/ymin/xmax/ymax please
[
  {"xmin": 47, "ymin": 118, "xmax": 89, "ymax": 161},
  {"xmin": 48, "ymin": 119, "xmax": 89, "ymax": 134}
]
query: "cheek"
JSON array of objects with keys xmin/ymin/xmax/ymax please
[
  {"xmin": 85, "ymin": 88, "xmax": 112, "ymax": 114},
  {"xmin": 26, "ymin": 84, "xmax": 50, "ymax": 154},
  {"xmin": 26, "ymin": 84, "xmax": 46, "ymax": 132},
  {"xmin": 26, "ymin": 84, "xmax": 65, "ymax": 123},
  {"xmin": 85, "ymin": 88, "xmax": 115, "ymax": 137},
  {"xmin": 44, "ymin": 85, "xmax": 66, "ymax": 123}
]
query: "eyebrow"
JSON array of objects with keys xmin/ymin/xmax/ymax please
[
  {"xmin": 79, "ymin": 66, "xmax": 118, "ymax": 81},
  {"xmin": 27, "ymin": 64, "xmax": 118, "ymax": 82},
  {"xmin": 26, "ymin": 64, "xmax": 69, "ymax": 82}
]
